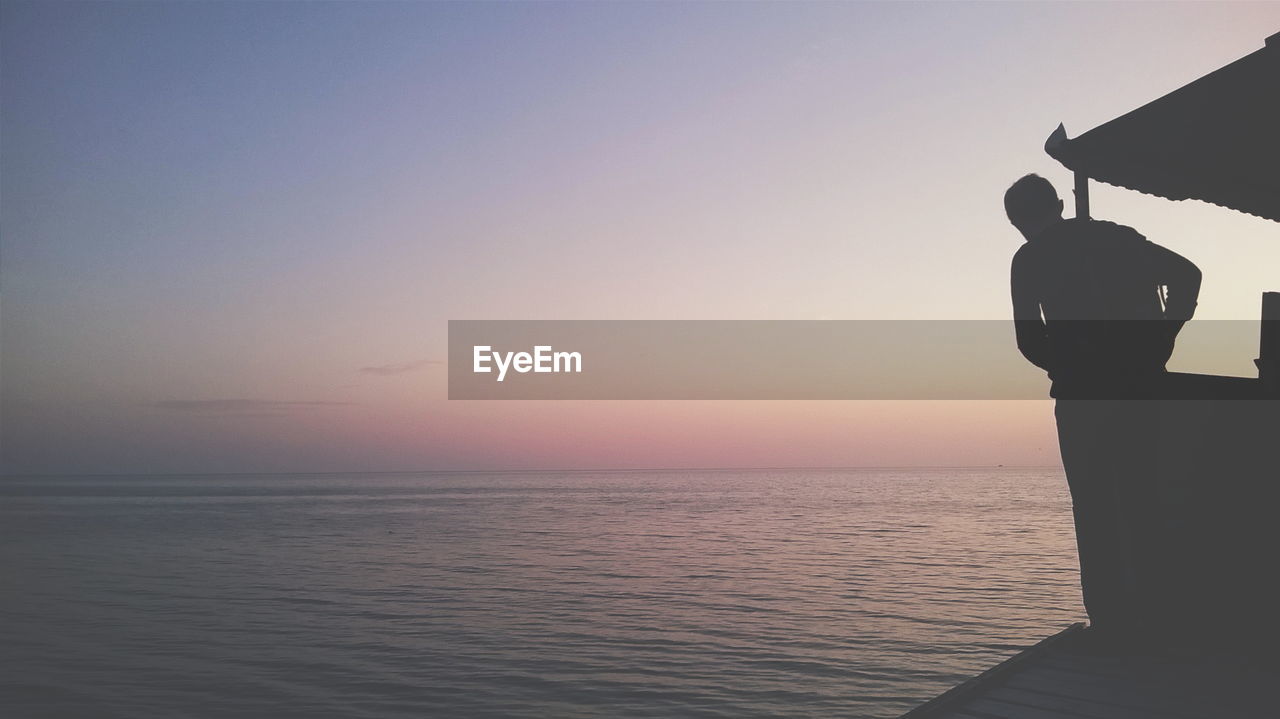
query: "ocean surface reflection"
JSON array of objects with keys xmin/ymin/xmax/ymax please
[{"xmin": 1, "ymin": 468, "xmax": 1082, "ymax": 718}]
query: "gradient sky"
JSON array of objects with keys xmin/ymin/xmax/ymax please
[{"xmin": 3, "ymin": 2, "xmax": 1278, "ymax": 474}]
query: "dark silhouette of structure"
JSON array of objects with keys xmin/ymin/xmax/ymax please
[
  {"xmin": 1045, "ymin": 34, "xmax": 1280, "ymax": 224},
  {"xmin": 907, "ymin": 29, "xmax": 1279, "ymax": 719}
]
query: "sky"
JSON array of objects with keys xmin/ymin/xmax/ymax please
[{"xmin": 3, "ymin": 1, "xmax": 1278, "ymax": 474}]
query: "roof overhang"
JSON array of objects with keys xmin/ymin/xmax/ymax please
[{"xmin": 1046, "ymin": 32, "xmax": 1280, "ymax": 223}]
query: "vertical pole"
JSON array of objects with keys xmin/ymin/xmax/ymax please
[
  {"xmin": 1258, "ymin": 292, "xmax": 1279, "ymax": 395},
  {"xmin": 1074, "ymin": 171, "xmax": 1090, "ymax": 220},
  {"xmin": 1261, "ymin": 292, "xmax": 1279, "ymax": 359}
]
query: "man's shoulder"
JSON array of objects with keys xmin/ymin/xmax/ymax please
[
  {"xmin": 1011, "ymin": 239, "xmax": 1039, "ymax": 268},
  {"xmin": 1030, "ymin": 219, "xmax": 1153, "ymax": 262},
  {"xmin": 1054, "ymin": 218, "xmax": 1147, "ymax": 243},
  {"xmin": 1091, "ymin": 218, "xmax": 1146, "ymax": 242},
  {"xmin": 1011, "ymin": 238, "xmax": 1053, "ymax": 282}
]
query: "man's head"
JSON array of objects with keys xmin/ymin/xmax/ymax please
[{"xmin": 1004, "ymin": 174, "xmax": 1064, "ymax": 240}]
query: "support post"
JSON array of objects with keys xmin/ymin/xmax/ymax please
[
  {"xmin": 1074, "ymin": 171, "xmax": 1090, "ymax": 220},
  {"xmin": 1258, "ymin": 292, "xmax": 1279, "ymax": 395}
]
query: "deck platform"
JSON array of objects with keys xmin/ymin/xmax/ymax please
[{"xmin": 902, "ymin": 624, "xmax": 1274, "ymax": 719}]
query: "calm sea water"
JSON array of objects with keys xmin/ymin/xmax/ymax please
[{"xmin": 1, "ymin": 468, "xmax": 1083, "ymax": 718}]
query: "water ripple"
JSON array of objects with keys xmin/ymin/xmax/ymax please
[{"xmin": 0, "ymin": 468, "xmax": 1082, "ymax": 718}]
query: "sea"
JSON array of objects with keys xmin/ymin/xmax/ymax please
[{"xmin": 0, "ymin": 468, "xmax": 1084, "ymax": 718}]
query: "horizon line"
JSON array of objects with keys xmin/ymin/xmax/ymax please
[{"xmin": 0, "ymin": 463, "xmax": 1064, "ymax": 479}]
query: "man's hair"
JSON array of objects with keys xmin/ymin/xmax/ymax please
[{"xmin": 1004, "ymin": 174, "xmax": 1060, "ymax": 228}]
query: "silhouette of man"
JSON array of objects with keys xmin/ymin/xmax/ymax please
[{"xmin": 1005, "ymin": 174, "xmax": 1201, "ymax": 639}]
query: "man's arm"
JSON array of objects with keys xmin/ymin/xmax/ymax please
[
  {"xmin": 1148, "ymin": 244, "xmax": 1201, "ymax": 323},
  {"xmin": 1145, "ymin": 242, "xmax": 1201, "ymax": 367},
  {"xmin": 1011, "ymin": 250, "xmax": 1052, "ymax": 372}
]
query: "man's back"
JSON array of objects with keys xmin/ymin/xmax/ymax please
[
  {"xmin": 1011, "ymin": 218, "xmax": 1201, "ymax": 397},
  {"xmin": 1015, "ymin": 219, "xmax": 1165, "ymax": 321}
]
